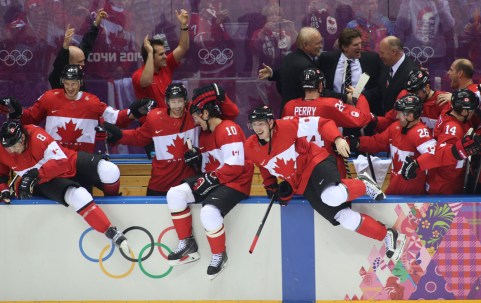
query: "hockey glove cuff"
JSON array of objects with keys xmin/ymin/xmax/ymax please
[
  {"xmin": 400, "ymin": 156, "xmax": 419, "ymax": 180},
  {"xmin": 192, "ymin": 172, "xmax": 220, "ymax": 197},
  {"xmin": 18, "ymin": 168, "xmax": 39, "ymax": 200},
  {"xmin": 184, "ymin": 147, "xmax": 202, "ymax": 168},
  {"xmin": 103, "ymin": 122, "xmax": 123, "ymax": 145},
  {"xmin": 129, "ymin": 98, "xmax": 157, "ymax": 119},
  {"xmin": 452, "ymin": 134, "xmax": 481, "ymax": 160},
  {"xmin": 278, "ymin": 181, "xmax": 293, "ymax": 206}
]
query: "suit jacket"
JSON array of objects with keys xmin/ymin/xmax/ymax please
[
  {"xmin": 373, "ymin": 56, "xmax": 418, "ymax": 115},
  {"xmin": 271, "ymin": 49, "xmax": 316, "ymax": 111},
  {"xmin": 317, "ymin": 50, "xmax": 383, "ymax": 102}
]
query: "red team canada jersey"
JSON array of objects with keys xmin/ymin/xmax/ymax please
[
  {"xmin": 377, "ymin": 90, "xmax": 452, "ymax": 132},
  {"xmin": 0, "ymin": 125, "xmax": 77, "ymax": 192},
  {"xmin": 116, "ymin": 97, "xmax": 240, "ymax": 192},
  {"xmin": 20, "ymin": 89, "xmax": 131, "ymax": 153},
  {"xmin": 198, "ymin": 120, "xmax": 253, "ymax": 196},
  {"xmin": 131, "ymin": 52, "xmax": 179, "ymax": 107},
  {"xmin": 416, "ymin": 113, "xmax": 469, "ymax": 194},
  {"xmin": 245, "ymin": 118, "xmax": 341, "ymax": 194},
  {"xmin": 359, "ymin": 121, "xmax": 437, "ymax": 194},
  {"xmin": 118, "ymin": 108, "xmax": 199, "ymax": 192},
  {"xmin": 281, "ymin": 95, "xmax": 372, "ymax": 128}
]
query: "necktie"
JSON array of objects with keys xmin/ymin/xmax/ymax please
[
  {"xmin": 343, "ymin": 59, "xmax": 352, "ymax": 94},
  {"xmin": 386, "ymin": 67, "xmax": 393, "ymax": 87}
]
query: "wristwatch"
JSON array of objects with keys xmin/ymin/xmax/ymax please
[{"xmin": 181, "ymin": 26, "xmax": 189, "ymax": 31}]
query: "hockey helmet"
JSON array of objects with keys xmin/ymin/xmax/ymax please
[
  {"xmin": 249, "ymin": 105, "xmax": 275, "ymax": 123},
  {"xmin": 452, "ymin": 88, "xmax": 480, "ymax": 113},
  {"xmin": 406, "ymin": 69, "xmax": 430, "ymax": 93},
  {"xmin": 61, "ymin": 64, "xmax": 84, "ymax": 81},
  {"xmin": 394, "ymin": 94, "xmax": 423, "ymax": 118},
  {"xmin": 302, "ymin": 67, "xmax": 326, "ymax": 89},
  {"xmin": 165, "ymin": 83, "xmax": 188, "ymax": 107},
  {"xmin": 0, "ymin": 120, "xmax": 23, "ymax": 148}
]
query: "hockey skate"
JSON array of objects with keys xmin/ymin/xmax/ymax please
[
  {"xmin": 357, "ymin": 172, "xmax": 386, "ymax": 201},
  {"xmin": 168, "ymin": 236, "xmax": 200, "ymax": 266},
  {"xmin": 384, "ymin": 228, "xmax": 407, "ymax": 262},
  {"xmin": 207, "ymin": 251, "xmax": 228, "ymax": 280},
  {"xmin": 105, "ymin": 226, "xmax": 129, "ymax": 252}
]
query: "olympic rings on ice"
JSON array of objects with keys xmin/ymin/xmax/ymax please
[
  {"xmin": 198, "ymin": 48, "xmax": 233, "ymax": 65},
  {"xmin": 0, "ymin": 49, "xmax": 33, "ymax": 66},
  {"xmin": 78, "ymin": 226, "xmax": 177, "ymax": 279}
]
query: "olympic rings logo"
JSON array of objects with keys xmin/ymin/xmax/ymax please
[
  {"xmin": 79, "ymin": 225, "xmax": 177, "ymax": 279},
  {"xmin": 403, "ymin": 46, "xmax": 434, "ymax": 64},
  {"xmin": 0, "ymin": 49, "xmax": 33, "ymax": 66},
  {"xmin": 198, "ymin": 48, "xmax": 233, "ymax": 65}
]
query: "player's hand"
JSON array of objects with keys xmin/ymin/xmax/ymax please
[
  {"xmin": 334, "ymin": 137, "xmax": 350, "ymax": 158},
  {"xmin": 192, "ymin": 172, "xmax": 220, "ymax": 197},
  {"xmin": 129, "ymin": 98, "xmax": 157, "ymax": 118},
  {"xmin": 18, "ymin": 169, "xmax": 39, "ymax": 200},
  {"xmin": 436, "ymin": 92, "xmax": 452, "ymax": 106},
  {"xmin": 401, "ymin": 156, "xmax": 419, "ymax": 180},
  {"xmin": 103, "ymin": 122, "xmax": 123, "ymax": 144},
  {"xmin": 258, "ymin": 63, "xmax": 273, "ymax": 80},
  {"xmin": 184, "ymin": 146, "xmax": 201, "ymax": 167},
  {"xmin": 95, "ymin": 124, "xmax": 107, "ymax": 141},
  {"xmin": 0, "ymin": 190, "xmax": 11, "ymax": 204},
  {"xmin": 0, "ymin": 96, "xmax": 22, "ymax": 119},
  {"xmin": 192, "ymin": 83, "xmax": 225, "ymax": 104},
  {"xmin": 452, "ymin": 132, "xmax": 481, "ymax": 160},
  {"xmin": 265, "ymin": 182, "xmax": 279, "ymax": 201},
  {"xmin": 278, "ymin": 181, "xmax": 293, "ymax": 206}
]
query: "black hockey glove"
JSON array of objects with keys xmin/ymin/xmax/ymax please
[
  {"xmin": 265, "ymin": 182, "xmax": 279, "ymax": 202},
  {"xmin": 184, "ymin": 147, "xmax": 202, "ymax": 168},
  {"xmin": 452, "ymin": 134, "xmax": 481, "ymax": 160},
  {"xmin": 95, "ymin": 124, "xmax": 107, "ymax": 141},
  {"xmin": 192, "ymin": 172, "xmax": 220, "ymax": 197},
  {"xmin": 346, "ymin": 135, "xmax": 359, "ymax": 155},
  {"xmin": 400, "ymin": 156, "xmax": 419, "ymax": 180},
  {"xmin": 103, "ymin": 122, "xmax": 123, "ymax": 144},
  {"xmin": 144, "ymin": 141, "xmax": 155, "ymax": 160},
  {"xmin": 0, "ymin": 190, "xmax": 11, "ymax": 204},
  {"xmin": 18, "ymin": 168, "xmax": 39, "ymax": 200},
  {"xmin": 0, "ymin": 96, "xmax": 22, "ymax": 119},
  {"xmin": 278, "ymin": 181, "xmax": 293, "ymax": 206},
  {"xmin": 129, "ymin": 98, "xmax": 157, "ymax": 119},
  {"xmin": 192, "ymin": 83, "xmax": 225, "ymax": 104}
]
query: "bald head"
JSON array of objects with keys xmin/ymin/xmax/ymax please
[
  {"xmin": 68, "ymin": 46, "xmax": 86, "ymax": 66},
  {"xmin": 453, "ymin": 58, "xmax": 474, "ymax": 79},
  {"xmin": 296, "ymin": 27, "xmax": 323, "ymax": 57},
  {"xmin": 378, "ymin": 36, "xmax": 404, "ymax": 66}
]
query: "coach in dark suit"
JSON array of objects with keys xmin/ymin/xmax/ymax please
[
  {"xmin": 258, "ymin": 27, "xmax": 323, "ymax": 111},
  {"xmin": 374, "ymin": 36, "xmax": 418, "ymax": 115},
  {"xmin": 317, "ymin": 28, "xmax": 383, "ymax": 107}
]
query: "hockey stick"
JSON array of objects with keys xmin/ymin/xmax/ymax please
[
  {"xmin": 463, "ymin": 128, "xmax": 474, "ymax": 194},
  {"xmin": 343, "ymin": 156, "xmax": 352, "ymax": 178},
  {"xmin": 473, "ymin": 156, "xmax": 481, "ymax": 194},
  {"xmin": 249, "ymin": 194, "xmax": 276, "ymax": 254},
  {"xmin": 359, "ymin": 128, "xmax": 377, "ymax": 183}
]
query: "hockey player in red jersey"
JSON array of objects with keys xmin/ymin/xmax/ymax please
[
  {"xmin": 0, "ymin": 121, "xmax": 128, "ymax": 251},
  {"xmin": 376, "ymin": 69, "xmax": 452, "ymax": 132},
  {"xmin": 164, "ymin": 87, "xmax": 252, "ymax": 280},
  {"xmin": 401, "ymin": 89, "xmax": 480, "ymax": 194},
  {"xmin": 350, "ymin": 94, "xmax": 437, "ymax": 194},
  {"xmin": 103, "ymin": 83, "xmax": 239, "ymax": 196},
  {"xmin": 281, "ymin": 66, "xmax": 374, "ymax": 176},
  {"xmin": 245, "ymin": 105, "xmax": 406, "ymax": 261},
  {"xmin": 0, "ymin": 64, "xmax": 154, "ymax": 153}
]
